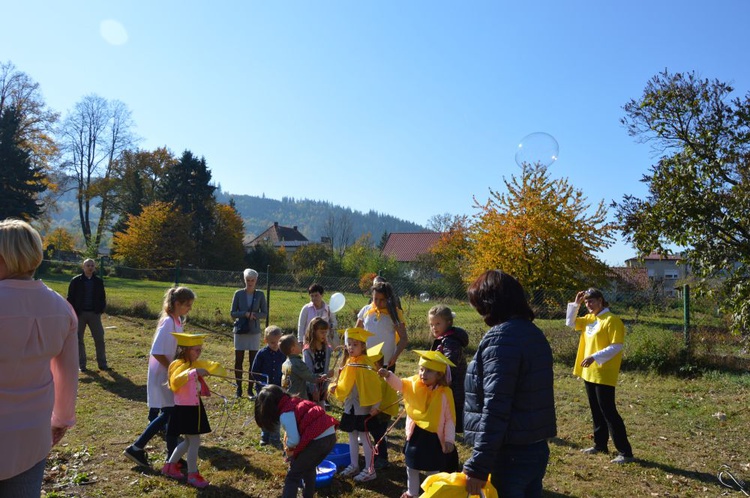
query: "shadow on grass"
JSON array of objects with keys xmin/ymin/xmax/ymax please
[
  {"xmin": 197, "ymin": 484, "xmax": 257, "ymax": 497},
  {"xmin": 200, "ymin": 446, "xmax": 263, "ymax": 478},
  {"xmin": 635, "ymin": 458, "xmax": 718, "ymax": 487},
  {"xmin": 80, "ymin": 368, "xmax": 147, "ymax": 403},
  {"xmin": 549, "ymin": 436, "xmax": 579, "ymax": 450}
]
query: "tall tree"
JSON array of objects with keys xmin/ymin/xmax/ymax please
[
  {"xmin": 0, "ymin": 108, "xmax": 47, "ymax": 219},
  {"xmin": 112, "ymin": 201, "xmax": 195, "ymax": 268},
  {"xmin": 110, "ymin": 147, "xmax": 176, "ymax": 233},
  {"xmin": 58, "ymin": 94, "xmax": 136, "ymax": 252},
  {"xmin": 202, "ymin": 203, "xmax": 246, "ymax": 270},
  {"xmin": 427, "ymin": 214, "xmax": 471, "ymax": 287},
  {"xmin": 322, "ymin": 210, "xmax": 353, "ymax": 260},
  {"xmin": 0, "ymin": 61, "xmax": 59, "ymax": 174},
  {"xmin": 469, "ymin": 165, "xmax": 615, "ymax": 289},
  {"xmin": 617, "ymin": 70, "xmax": 750, "ymax": 334},
  {"xmin": 158, "ymin": 150, "xmax": 217, "ymax": 267}
]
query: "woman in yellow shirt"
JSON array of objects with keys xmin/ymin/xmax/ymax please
[{"xmin": 566, "ymin": 288, "xmax": 634, "ymax": 464}]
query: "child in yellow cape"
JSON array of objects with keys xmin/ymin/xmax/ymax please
[
  {"xmin": 161, "ymin": 333, "xmax": 226, "ymax": 489},
  {"xmin": 378, "ymin": 350, "xmax": 459, "ymax": 498},
  {"xmin": 328, "ymin": 327, "xmax": 383, "ymax": 483}
]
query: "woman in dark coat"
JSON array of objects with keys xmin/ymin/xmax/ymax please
[{"xmin": 462, "ymin": 270, "xmax": 556, "ymax": 498}]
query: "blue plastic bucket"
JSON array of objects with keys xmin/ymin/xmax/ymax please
[
  {"xmin": 315, "ymin": 459, "xmax": 337, "ymax": 487},
  {"xmin": 326, "ymin": 443, "xmax": 350, "ymax": 468}
]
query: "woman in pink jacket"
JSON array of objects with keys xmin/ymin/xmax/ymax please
[{"xmin": 0, "ymin": 219, "xmax": 78, "ymax": 497}]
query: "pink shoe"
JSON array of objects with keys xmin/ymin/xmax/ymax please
[
  {"xmin": 161, "ymin": 462, "xmax": 183, "ymax": 480},
  {"xmin": 187, "ymin": 472, "xmax": 209, "ymax": 488}
]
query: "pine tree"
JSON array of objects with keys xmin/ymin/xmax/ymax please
[
  {"xmin": 158, "ymin": 150, "xmax": 217, "ymax": 266},
  {"xmin": 0, "ymin": 108, "xmax": 46, "ymax": 220}
]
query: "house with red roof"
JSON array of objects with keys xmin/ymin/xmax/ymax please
[
  {"xmin": 245, "ymin": 222, "xmax": 311, "ymax": 254},
  {"xmin": 381, "ymin": 232, "xmax": 443, "ymax": 262}
]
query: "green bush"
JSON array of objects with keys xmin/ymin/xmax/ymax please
[{"xmin": 624, "ymin": 327, "xmax": 684, "ymax": 372}]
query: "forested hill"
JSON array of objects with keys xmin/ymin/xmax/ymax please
[
  {"xmin": 45, "ymin": 187, "xmax": 426, "ymax": 244},
  {"xmin": 216, "ymin": 191, "xmax": 426, "ymax": 242}
]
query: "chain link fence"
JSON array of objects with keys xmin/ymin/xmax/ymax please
[{"xmin": 37, "ymin": 259, "xmax": 745, "ymax": 372}]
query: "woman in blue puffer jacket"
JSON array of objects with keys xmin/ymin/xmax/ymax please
[{"xmin": 462, "ymin": 270, "xmax": 557, "ymax": 498}]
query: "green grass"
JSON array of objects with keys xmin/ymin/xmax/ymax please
[
  {"xmin": 39, "ymin": 273, "xmax": 490, "ymax": 348},
  {"xmin": 39, "ymin": 277, "xmax": 750, "ymax": 497}
]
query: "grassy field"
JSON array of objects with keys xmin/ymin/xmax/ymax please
[{"xmin": 38, "ymin": 276, "xmax": 750, "ymax": 497}]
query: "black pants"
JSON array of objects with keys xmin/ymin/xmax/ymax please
[
  {"xmin": 368, "ymin": 414, "xmax": 389, "ymax": 463},
  {"xmin": 584, "ymin": 380, "xmax": 633, "ymax": 457},
  {"xmin": 283, "ymin": 433, "xmax": 336, "ymax": 498}
]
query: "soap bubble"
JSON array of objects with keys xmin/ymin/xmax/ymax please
[
  {"xmin": 419, "ymin": 292, "xmax": 430, "ymax": 303},
  {"xmin": 100, "ymin": 19, "xmax": 128, "ymax": 46},
  {"xmin": 515, "ymin": 132, "xmax": 559, "ymax": 169}
]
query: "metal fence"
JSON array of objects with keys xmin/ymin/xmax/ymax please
[{"xmin": 38, "ymin": 258, "xmax": 736, "ymax": 357}]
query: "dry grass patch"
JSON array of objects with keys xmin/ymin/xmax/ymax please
[{"xmin": 42, "ymin": 315, "xmax": 750, "ymax": 497}]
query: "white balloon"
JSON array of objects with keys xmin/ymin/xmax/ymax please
[{"xmin": 329, "ymin": 292, "xmax": 346, "ymax": 313}]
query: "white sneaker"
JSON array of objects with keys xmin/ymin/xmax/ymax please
[
  {"xmin": 339, "ymin": 465, "xmax": 360, "ymax": 477},
  {"xmin": 353, "ymin": 469, "xmax": 377, "ymax": 482}
]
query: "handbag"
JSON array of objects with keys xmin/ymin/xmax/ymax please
[
  {"xmin": 233, "ymin": 290, "xmax": 259, "ymax": 334},
  {"xmin": 233, "ymin": 316, "xmax": 250, "ymax": 334}
]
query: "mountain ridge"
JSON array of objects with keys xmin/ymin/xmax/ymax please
[
  {"xmin": 43, "ymin": 187, "xmax": 428, "ymax": 246},
  {"xmin": 216, "ymin": 190, "xmax": 427, "ymax": 242}
]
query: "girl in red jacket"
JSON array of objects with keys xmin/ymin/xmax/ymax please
[{"xmin": 255, "ymin": 384, "xmax": 338, "ymax": 498}]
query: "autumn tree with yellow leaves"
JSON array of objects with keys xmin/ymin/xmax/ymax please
[
  {"xmin": 112, "ymin": 201, "xmax": 194, "ymax": 268},
  {"xmin": 468, "ymin": 165, "xmax": 615, "ymax": 290}
]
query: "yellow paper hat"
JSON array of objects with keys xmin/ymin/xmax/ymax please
[
  {"xmin": 414, "ymin": 350, "xmax": 456, "ymax": 373},
  {"xmin": 344, "ymin": 327, "xmax": 375, "ymax": 344},
  {"xmin": 367, "ymin": 341, "xmax": 385, "ymax": 362},
  {"xmin": 172, "ymin": 332, "xmax": 206, "ymax": 347}
]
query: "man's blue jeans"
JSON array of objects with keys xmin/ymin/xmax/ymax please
[{"xmin": 490, "ymin": 440, "xmax": 550, "ymax": 498}]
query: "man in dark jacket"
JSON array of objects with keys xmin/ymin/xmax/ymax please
[
  {"xmin": 463, "ymin": 270, "xmax": 556, "ymax": 497},
  {"xmin": 67, "ymin": 259, "xmax": 108, "ymax": 371}
]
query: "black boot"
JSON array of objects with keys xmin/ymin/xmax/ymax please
[{"xmin": 236, "ymin": 384, "xmax": 243, "ymax": 398}]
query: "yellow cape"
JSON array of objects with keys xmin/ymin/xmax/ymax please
[
  {"xmin": 420, "ymin": 472, "xmax": 498, "ymax": 498},
  {"xmin": 401, "ymin": 375, "xmax": 455, "ymax": 432},
  {"xmin": 168, "ymin": 358, "xmax": 227, "ymax": 391},
  {"xmin": 380, "ymin": 377, "xmax": 400, "ymax": 417},
  {"xmin": 331, "ymin": 355, "xmax": 382, "ymax": 406}
]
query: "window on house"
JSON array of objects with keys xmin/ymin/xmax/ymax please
[{"xmin": 664, "ymin": 270, "xmax": 679, "ymax": 280}]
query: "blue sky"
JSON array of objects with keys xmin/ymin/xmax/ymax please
[{"xmin": 3, "ymin": 1, "xmax": 749, "ymax": 265}]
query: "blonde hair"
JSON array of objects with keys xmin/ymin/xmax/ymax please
[
  {"xmin": 264, "ymin": 325, "xmax": 283, "ymax": 340},
  {"xmin": 0, "ymin": 219, "xmax": 43, "ymax": 278},
  {"xmin": 304, "ymin": 316, "xmax": 329, "ymax": 348},
  {"xmin": 279, "ymin": 334, "xmax": 298, "ymax": 356},
  {"xmin": 160, "ymin": 286, "xmax": 196, "ymax": 321},
  {"xmin": 428, "ymin": 304, "xmax": 454, "ymax": 326}
]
